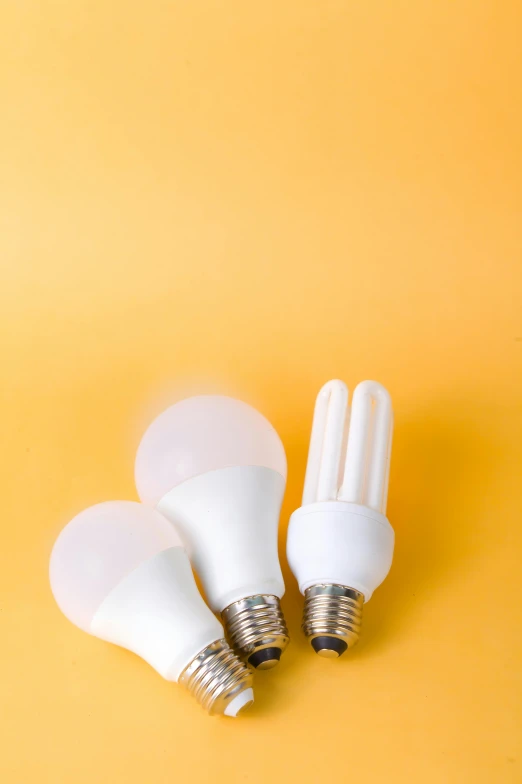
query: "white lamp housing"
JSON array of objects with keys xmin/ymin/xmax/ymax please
[
  {"xmin": 287, "ymin": 380, "xmax": 395, "ymax": 657},
  {"xmin": 50, "ymin": 501, "xmax": 253, "ymax": 716}
]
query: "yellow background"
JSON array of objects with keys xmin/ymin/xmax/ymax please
[{"xmin": 1, "ymin": 2, "xmax": 521, "ymax": 782}]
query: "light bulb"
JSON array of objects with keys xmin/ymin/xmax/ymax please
[
  {"xmin": 49, "ymin": 501, "xmax": 254, "ymax": 716},
  {"xmin": 287, "ymin": 380, "xmax": 394, "ymax": 657},
  {"xmin": 135, "ymin": 395, "xmax": 289, "ymax": 669}
]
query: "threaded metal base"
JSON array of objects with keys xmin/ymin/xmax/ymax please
[
  {"xmin": 303, "ymin": 584, "xmax": 364, "ymax": 657},
  {"xmin": 222, "ymin": 595, "xmax": 289, "ymax": 669},
  {"xmin": 179, "ymin": 639, "xmax": 253, "ymax": 715}
]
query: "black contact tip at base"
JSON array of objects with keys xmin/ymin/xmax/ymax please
[
  {"xmin": 311, "ymin": 636, "xmax": 348, "ymax": 658},
  {"xmin": 248, "ymin": 648, "xmax": 282, "ymax": 669}
]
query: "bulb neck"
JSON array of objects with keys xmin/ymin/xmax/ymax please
[
  {"xmin": 157, "ymin": 466, "xmax": 286, "ymax": 612},
  {"xmin": 222, "ymin": 595, "xmax": 289, "ymax": 669},
  {"xmin": 179, "ymin": 639, "xmax": 253, "ymax": 716},
  {"xmin": 302, "ymin": 584, "xmax": 364, "ymax": 657},
  {"xmin": 287, "ymin": 501, "xmax": 394, "ymax": 601},
  {"xmin": 90, "ymin": 548, "xmax": 225, "ymax": 681}
]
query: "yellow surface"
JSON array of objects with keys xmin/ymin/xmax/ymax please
[{"xmin": 1, "ymin": 2, "xmax": 521, "ymax": 782}]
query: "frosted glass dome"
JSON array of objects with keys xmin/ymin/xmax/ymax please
[
  {"xmin": 135, "ymin": 395, "xmax": 287, "ymax": 507},
  {"xmin": 49, "ymin": 501, "xmax": 182, "ymax": 633}
]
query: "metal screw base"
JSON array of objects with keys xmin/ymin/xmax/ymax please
[
  {"xmin": 302, "ymin": 584, "xmax": 364, "ymax": 657},
  {"xmin": 179, "ymin": 639, "xmax": 253, "ymax": 715},
  {"xmin": 222, "ymin": 595, "xmax": 289, "ymax": 669}
]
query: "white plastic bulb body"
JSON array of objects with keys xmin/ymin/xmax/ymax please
[
  {"xmin": 287, "ymin": 380, "xmax": 394, "ymax": 657},
  {"xmin": 49, "ymin": 501, "xmax": 253, "ymax": 716},
  {"xmin": 135, "ymin": 395, "xmax": 289, "ymax": 669}
]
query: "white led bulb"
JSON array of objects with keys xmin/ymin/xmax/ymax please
[
  {"xmin": 287, "ymin": 380, "xmax": 395, "ymax": 657},
  {"xmin": 50, "ymin": 501, "xmax": 254, "ymax": 716},
  {"xmin": 135, "ymin": 395, "xmax": 289, "ymax": 670}
]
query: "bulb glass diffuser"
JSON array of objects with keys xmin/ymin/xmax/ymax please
[
  {"xmin": 287, "ymin": 380, "xmax": 394, "ymax": 657},
  {"xmin": 135, "ymin": 395, "xmax": 289, "ymax": 669},
  {"xmin": 50, "ymin": 501, "xmax": 253, "ymax": 715}
]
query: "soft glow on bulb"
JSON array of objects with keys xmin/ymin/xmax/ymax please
[
  {"xmin": 135, "ymin": 395, "xmax": 290, "ymax": 669},
  {"xmin": 50, "ymin": 501, "xmax": 179, "ymax": 633},
  {"xmin": 135, "ymin": 395, "xmax": 287, "ymax": 506},
  {"xmin": 50, "ymin": 501, "xmax": 253, "ymax": 716},
  {"xmin": 287, "ymin": 380, "xmax": 395, "ymax": 658}
]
